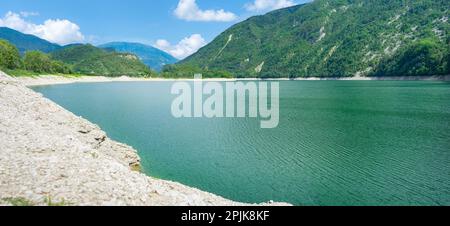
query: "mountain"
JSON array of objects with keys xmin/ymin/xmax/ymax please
[
  {"xmin": 0, "ymin": 27, "xmax": 61, "ymax": 54},
  {"xmin": 99, "ymin": 42, "xmax": 178, "ymax": 71},
  {"xmin": 179, "ymin": 0, "xmax": 449, "ymax": 78},
  {"xmin": 51, "ymin": 44, "xmax": 153, "ymax": 77}
]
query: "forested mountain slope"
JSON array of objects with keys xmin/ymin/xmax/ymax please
[{"xmin": 179, "ymin": 0, "xmax": 449, "ymax": 78}]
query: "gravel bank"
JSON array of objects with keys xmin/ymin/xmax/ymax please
[
  {"xmin": 0, "ymin": 71, "xmax": 289, "ymax": 206},
  {"xmin": 17, "ymin": 74, "xmax": 450, "ymax": 87},
  {"xmin": 18, "ymin": 75, "xmax": 238, "ymax": 87}
]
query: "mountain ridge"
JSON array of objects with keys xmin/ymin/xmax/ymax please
[
  {"xmin": 99, "ymin": 42, "xmax": 178, "ymax": 71},
  {"xmin": 51, "ymin": 44, "xmax": 153, "ymax": 77},
  {"xmin": 179, "ymin": 0, "xmax": 449, "ymax": 78},
  {"xmin": 0, "ymin": 27, "xmax": 61, "ymax": 54}
]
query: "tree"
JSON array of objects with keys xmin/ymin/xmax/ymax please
[
  {"xmin": 374, "ymin": 39, "xmax": 448, "ymax": 76},
  {"xmin": 51, "ymin": 60, "xmax": 73, "ymax": 74},
  {"xmin": 0, "ymin": 39, "xmax": 21, "ymax": 69},
  {"xmin": 23, "ymin": 51, "xmax": 53, "ymax": 73}
]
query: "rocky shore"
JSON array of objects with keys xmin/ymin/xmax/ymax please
[
  {"xmin": 0, "ymin": 71, "xmax": 288, "ymax": 206},
  {"xmin": 17, "ymin": 75, "xmax": 238, "ymax": 87},
  {"xmin": 16, "ymin": 74, "xmax": 450, "ymax": 87}
]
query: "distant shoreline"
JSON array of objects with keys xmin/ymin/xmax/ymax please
[{"xmin": 15, "ymin": 74, "xmax": 450, "ymax": 87}]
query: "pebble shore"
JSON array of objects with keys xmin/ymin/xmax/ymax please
[{"xmin": 0, "ymin": 71, "xmax": 289, "ymax": 206}]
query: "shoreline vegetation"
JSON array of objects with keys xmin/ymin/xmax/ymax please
[
  {"xmin": 0, "ymin": 70, "xmax": 290, "ymax": 206},
  {"xmin": 1, "ymin": 36, "xmax": 448, "ymax": 82},
  {"xmin": 15, "ymin": 74, "xmax": 450, "ymax": 87}
]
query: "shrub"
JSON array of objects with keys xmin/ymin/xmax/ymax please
[
  {"xmin": 51, "ymin": 60, "xmax": 73, "ymax": 74},
  {"xmin": 23, "ymin": 50, "xmax": 53, "ymax": 73},
  {"xmin": 374, "ymin": 39, "xmax": 448, "ymax": 76},
  {"xmin": 0, "ymin": 39, "xmax": 21, "ymax": 69}
]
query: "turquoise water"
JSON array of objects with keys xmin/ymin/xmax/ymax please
[{"xmin": 33, "ymin": 81, "xmax": 450, "ymax": 206}]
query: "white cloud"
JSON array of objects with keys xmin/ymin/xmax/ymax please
[
  {"xmin": 0, "ymin": 11, "xmax": 84, "ymax": 45},
  {"xmin": 19, "ymin": 11, "xmax": 39, "ymax": 17},
  {"xmin": 174, "ymin": 0, "xmax": 237, "ymax": 22},
  {"xmin": 154, "ymin": 34, "xmax": 207, "ymax": 59},
  {"xmin": 245, "ymin": 0, "xmax": 296, "ymax": 12}
]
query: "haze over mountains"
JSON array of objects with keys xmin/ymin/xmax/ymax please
[
  {"xmin": 180, "ymin": 0, "xmax": 449, "ymax": 78},
  {"xmin": 0, "ymin": 27, "xmax": 177, "ymax": 72}
]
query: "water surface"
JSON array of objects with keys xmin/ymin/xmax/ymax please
[{"xmin": 33, "ymin": 81, "xmax": 450, "ymax": 205}]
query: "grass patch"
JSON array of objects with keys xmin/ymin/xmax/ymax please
[
  {"xmin": 3, "ymin": 68, "xmax": 90, "ymax": 78},
  {"xmin": 130, "ymin": 164, "xmax": 142, "ymax": 172},
  {"xmin": 44, "ymin": 196, "xmax": 73, "ymax": 206},
  {"xmin": 1, "ymin": 196, "xmax": 74, "ymax": 206},
  {"xmin": 2, "ymin": 197, "xmax": 35, "ymax": 206},
  {"xmin": 3, "ymin": 69, "xmax": 41, "ymax": 77}
]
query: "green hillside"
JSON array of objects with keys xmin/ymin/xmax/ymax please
[
  {"xmin": 178, "ymin": 0, "xmax": 449, "ymax": 78},
  {"xmin": 51, "ymin": 44, "xmax": 154, "ymax": 77},
  {"xmin": 1, "ymin": 39, "xmax": 72, "ymax": 76},
  {"xmin": 99, "ymin": 42, "xmax": 178, "ymax": 71}
]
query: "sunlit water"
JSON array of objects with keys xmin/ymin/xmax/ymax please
[{"xmin": 33, "ymin": 81, "xmax": 450, "ymax": 206}]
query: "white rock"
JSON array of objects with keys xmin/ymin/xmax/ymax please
[{"xmin": 0, "ymin": 70, "xmax": 291, "ymax": 206}]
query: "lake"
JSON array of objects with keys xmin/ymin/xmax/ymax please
[{"xmin": 32, "ymin": 80, "xmax": 450, "ymax": 206}]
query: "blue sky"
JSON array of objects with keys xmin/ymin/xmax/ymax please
[{"xmin": 0, "ymin": 0, "xmax": 311, "ymax": 58}]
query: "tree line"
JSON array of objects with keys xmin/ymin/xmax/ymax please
[{"xmin": 0, "ymin": 39, "xmax": 72, "ymax": 74}]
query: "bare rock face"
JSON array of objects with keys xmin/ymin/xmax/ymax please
[{"xmin": 0, "ymin": 71, "xmax": 291, "ymax": 206}]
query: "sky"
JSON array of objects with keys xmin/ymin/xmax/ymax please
[{"xmin": 0, "ymin": 0, "xmax": 311, "ymax": 59}]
